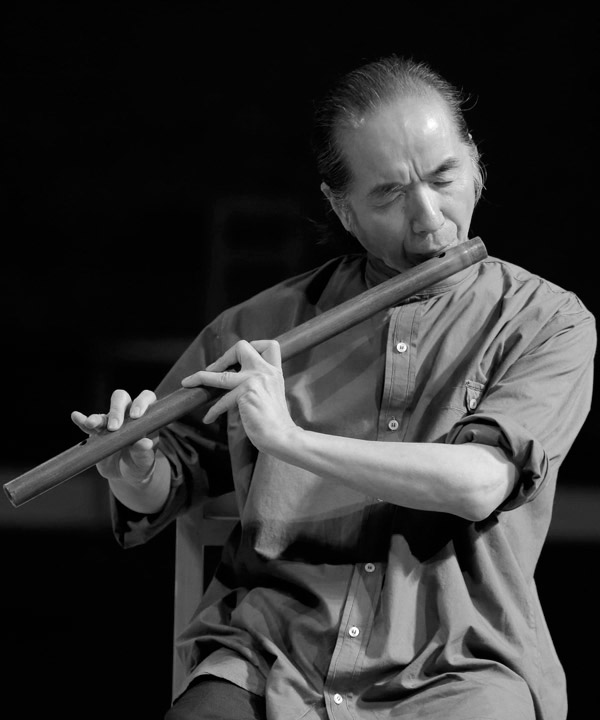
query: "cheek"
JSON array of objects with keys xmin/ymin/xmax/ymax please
[
  {"xmin": 358, "ymin": 207, "xmax": 408, "ymax": 237},
  {"xmin": 441, "ymin": 190, "xmax": 474, "ymax": 231},
  {"xmin": 456, "ymin": 199, "xmax": 475, "ymax": 234},
  {"xmin": 356, "ymin": 218, "xmax": 398, "ymax": 254},
  {"xmin": 454, "ymin": 179, "xmax": 476, "ymax": 217}
]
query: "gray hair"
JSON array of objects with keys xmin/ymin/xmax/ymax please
[{"xmin": 312, "ymin": 55, "xmax": 485, "ymax": 205}]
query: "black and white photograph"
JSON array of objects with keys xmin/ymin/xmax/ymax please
[{"xmin": 2, "ymin": 3, "xmax": 598, "ymax": 718}]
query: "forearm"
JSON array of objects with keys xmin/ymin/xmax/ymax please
[
  {"xmin": 108, "ymin": 450, "xmax": 172, "ymax": 515},
  {"xmin": 184, "ymin": 341, "xmax": 517, "ymax": 520},
  {"xmin": 269, "ymin": 429, "xmax": 517, "ymax": 521}
]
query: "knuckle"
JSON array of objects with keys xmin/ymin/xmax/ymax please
[{"xmin": 246, "ymin": 375, "xmax": 262, "ymax": 391}]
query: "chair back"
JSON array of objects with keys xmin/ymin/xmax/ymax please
[{"xmin": 172, "ymin": 492, "xmax": 238, "ymax": 700}]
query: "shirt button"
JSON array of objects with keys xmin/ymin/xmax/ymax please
[
  {"xmin": 349, "ymin": 626, "xmax": 360, "ymax": 637},
  {"xmin": 388, "ymin": 418, "xmax": 399, "ymax": 431},
  {"xmin": 396, "ymin": 341, "xmax": 408, "ymax": 353},
  {"xmin": 364, "ymin": 563, "xmax": 375, "ymax": 573},
  {"xmin": 469, "ymin": 398, "xmax": 477, "ymax": 410},
  {"xmin": 333, "ymin": 693, "xmax": 343, "ymax": 705}
]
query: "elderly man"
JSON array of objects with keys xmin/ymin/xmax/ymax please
[{"xmin": 73, "ymin": 56, "xmax": 595, "ymax": 720}]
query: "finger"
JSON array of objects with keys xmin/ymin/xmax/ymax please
[
  {"xmin": 205, "ymin": 339, "xmax": 266, "ymax": 373},
  {"xmin": 128, "ymin": 438, "xmax": 156, "ymax": 467},
  {"xmin": 204, "ymin": 345, "xmax": 241, "ymax": 372},
  {"xmin": 202, "ymin": 386, "xmax": 243, "ymax": 424},
  {"xmin": 107, "ymin": 389, "xmax": 132, "ymax": 430},
  {"xmin": 250, "ymin": 339, "xmax": 282, "ymax": 368},
  {"xmin": 71, "ymin": 410, "xmax": 107, "ymax": 434},
  {"xmin": 182, "ymin": 368, "xmax": 242, "ymax": 389},
  {"xmin": 87, "ymin": 413, "xmax": 109, "ymax": 430},
  {"xmin": 71, "ymin": 410, "xmax": 88, "ymax": 432},
  {"xmin": 129, "ymin": 389, "xmax": 157, "ymax": 418},
  {"xmin": 235, "ymin": 340, "xmax": 281, "ymax": 369},
  {"xmin": 119, "ymin": 438, "xmax": 156, "ymax": 479},
  {"xmin": 182, "ymin": 339, "xmax": 276, "ymax": 389}
]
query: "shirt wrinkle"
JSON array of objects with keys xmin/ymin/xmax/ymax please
[{"xmin": 111, "ymin": 246, "xmax": 595, "ymax": 720}]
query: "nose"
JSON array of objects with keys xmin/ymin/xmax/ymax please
[{"xmin": 409, "ymin": 185, "xmax": 444, "ymax": 234}]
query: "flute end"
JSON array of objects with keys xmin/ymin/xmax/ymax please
[{"xmin": 3, "ymin": 480, "xmax": 20, "ymax": 508}]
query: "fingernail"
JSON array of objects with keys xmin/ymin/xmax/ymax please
[
  {"xmin": 130, "ymin": 407, "xmax": 140, "ymax": 418},
  {"xmin": 107, "ymin": 418, "xmax": 118, "ymax": 430}
]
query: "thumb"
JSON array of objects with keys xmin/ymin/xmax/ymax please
[
  {"xmin": 119, "ymin": 438, "xmax": 156, "ymax": 480},
  {"xmin": 250, "ymin": 339, "xmax": 282, "ymax": 368}
]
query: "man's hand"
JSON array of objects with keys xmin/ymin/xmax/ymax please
[
  {"xmin": 181, "ymin": 339, "xmax": 298, "ymax": 453},
  {"xmin": 71, "ymin": 388, "xmax": 158, "ymax": 486}
]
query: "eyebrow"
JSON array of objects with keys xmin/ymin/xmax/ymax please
[
  {"xmin": 431, "ymin": 157, "xmax": 461, "ymax": 175},
  {"xmin": 367, "ymin": 157, "xmax": 462, "ymax": 199}
]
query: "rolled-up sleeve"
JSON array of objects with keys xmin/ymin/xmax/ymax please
[{"xmin": 446, "ymin": 296, "xmax": 596, "ymax": 512}]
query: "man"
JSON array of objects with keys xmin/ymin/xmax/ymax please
[{"xmin": 72, "ymin": 56, "xmax": 595, "ymax": 719}]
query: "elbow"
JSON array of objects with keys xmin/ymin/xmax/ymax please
[
  {"xmin": 458, "ymin": 494, "xmax": 498, "ymax": 522},
  {"xmin": 451, "ymin": 445, "xmax": 519, "ymax": 522},
  {"xmin": 454, "ymin": 470, "xmax": 518, "ymax": 523}
]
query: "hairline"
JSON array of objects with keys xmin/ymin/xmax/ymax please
[{"xmin": 332, "ymin": 89, "xmax": 478, "ymax": 203}]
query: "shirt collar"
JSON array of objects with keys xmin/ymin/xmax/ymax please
[{"xmin": 364, "ymin": 248, "xmax": 480, "ymax": 300}]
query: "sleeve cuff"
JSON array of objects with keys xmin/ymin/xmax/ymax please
[
  {"xmin": 110, "ymin": 465, "xmax": 188, "ymax": 548},
  {"xmin": 445, "ymin": 412, "xmax": 549, "ymax": 511}
]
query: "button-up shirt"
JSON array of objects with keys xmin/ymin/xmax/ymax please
[{"xmin": 112, "ymin": 246, "xmax": 596, "ymax": 720}]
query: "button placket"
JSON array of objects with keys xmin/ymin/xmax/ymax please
[
  {"xmin": 324, "ymin": 561, "xmax": 380, "ymax": 714},
  {"xmin": 379, "ymin": 304, "xmax": 420, "ymax": 441}
]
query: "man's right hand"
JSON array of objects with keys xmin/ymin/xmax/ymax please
[{"xmin": 71, "ymin": 388, "xmax": 158, "ymax": 486}]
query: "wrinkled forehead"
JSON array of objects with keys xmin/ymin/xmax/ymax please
[
  {"xmin": 336, "ymin": 94, "xmax": 465, "ymax": 180},
  {"xmin": 340, "ymin": 92, "xmax": 460, "ymax": 147}
]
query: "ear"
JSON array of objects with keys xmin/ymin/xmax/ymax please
[{"xmin": 320, "ymin": 181, "xmax": 354, "ymax": 234}]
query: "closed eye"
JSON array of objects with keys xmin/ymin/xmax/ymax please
[
  {"xmin": 371, "ymin": 185, "xmax": 406, "ymax": 207},
  {"xmin": 368, "ymin": 182, "xmax": 406, "ymax": 203},
  {"xmin": 373, "ymin": 189, "xmax": 406, "ymax": 207}
]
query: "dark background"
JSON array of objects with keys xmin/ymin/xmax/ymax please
[{"xmin": 2, "ymin": 2, "xmax": 598, "ymax": 718}]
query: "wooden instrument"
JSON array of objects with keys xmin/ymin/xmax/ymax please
[{"xmin": 3, "ymin": 237, "xmax": 487, "ymax": 507}]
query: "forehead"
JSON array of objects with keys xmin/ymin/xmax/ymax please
[{"xmin": 338, "ymin": 95, "xmax": 464, "ymax": 186}]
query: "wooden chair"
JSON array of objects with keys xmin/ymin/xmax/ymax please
[{"xmin": 172, "ymin": 491, "xmax": 239, "ymax": 700}]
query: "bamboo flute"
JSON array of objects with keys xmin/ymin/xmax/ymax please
[{"xmin": 4, "ymin": 237, "xmax": 487, "ymax": 507}]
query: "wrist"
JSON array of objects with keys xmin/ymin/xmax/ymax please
[
  {"xmin": 109, "ymin": 451, "xmax": 171, "ymax": 514},
  {"xmin": 266, "ymin": 423, "xmax": 304, "ymax": 461}
]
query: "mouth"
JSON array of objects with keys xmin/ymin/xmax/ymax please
[
  {"xmin": 410, "ymin": 235, "xmax": 459, "ymax": 263},
  {"xmin": 411, "ymin": 245, "xmax": 455, "ymax": 263}
]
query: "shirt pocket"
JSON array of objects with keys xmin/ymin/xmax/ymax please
[
  {"xmin": 465, "ymin": 379, "xmax": 485, "ymax": 413},
  {"xmin": 441, "ymin": 379, "xmax": 486, "ymax": 415}
]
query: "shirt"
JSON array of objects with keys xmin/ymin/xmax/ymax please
[{"xmin": 112, "ymin": 245, "xmax": 596, "ymax": 720}]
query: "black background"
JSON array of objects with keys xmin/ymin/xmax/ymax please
[{"xmin": 2, "ymin": 2, "xmax": 598, "ymax": 718}]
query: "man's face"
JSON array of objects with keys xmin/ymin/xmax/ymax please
[{"xmin": 329, "ymin": 95, "xmax": 476, "ymax": 272}]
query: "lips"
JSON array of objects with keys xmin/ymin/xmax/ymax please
[
  {"xmin": 408, "ymin": 227, "xmax": 461, "ymax": 260},
  {"xmin": 410, "ymin": 238, "xmax": 459, "ymax": 262}
]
